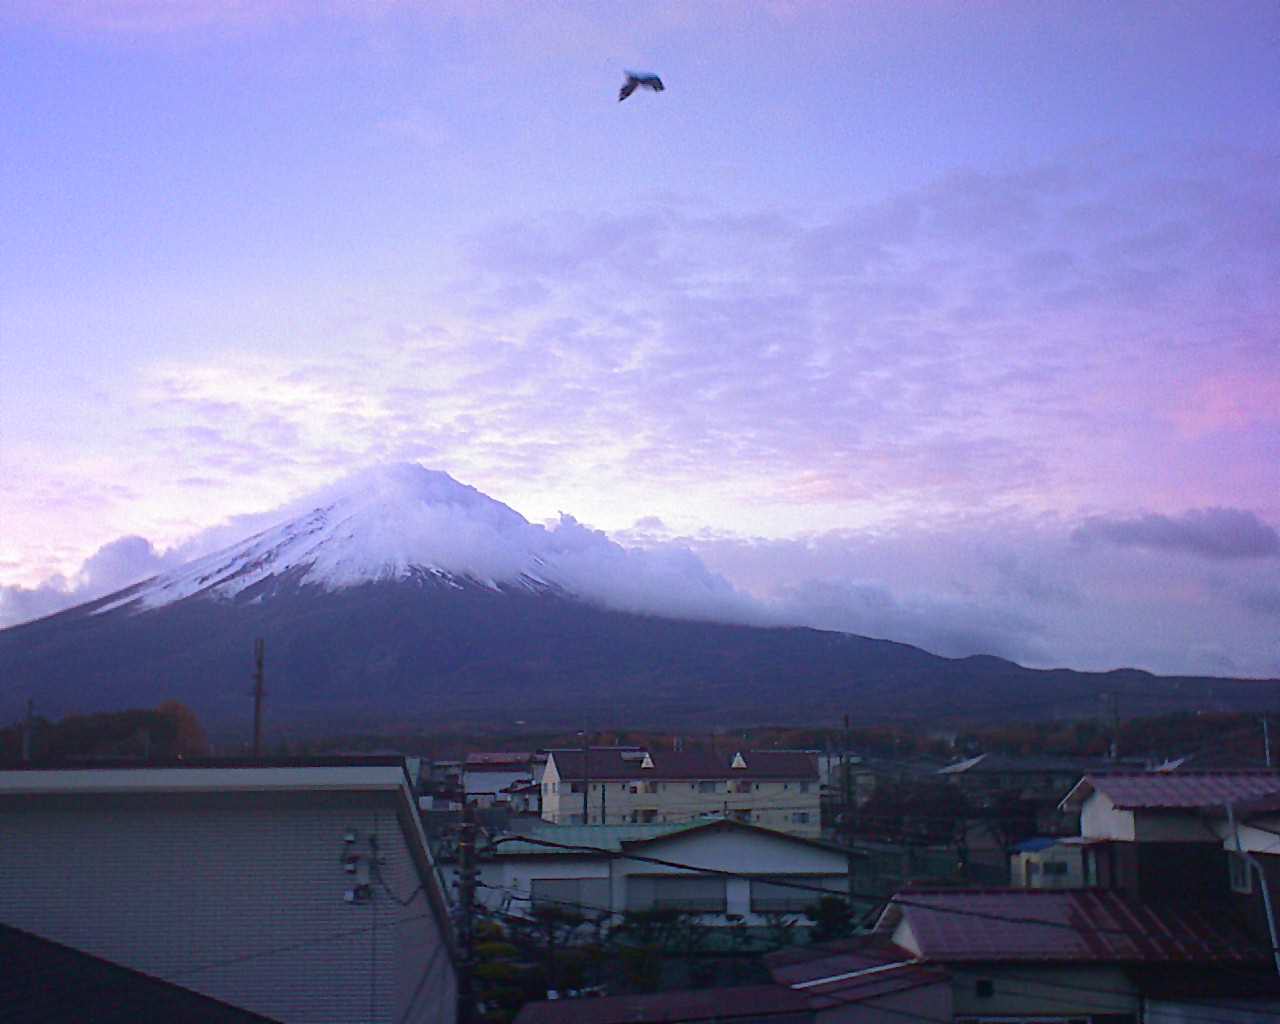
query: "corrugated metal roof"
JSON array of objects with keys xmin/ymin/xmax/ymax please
[
  {"xmin": 889, "ymin": 889, "xmax": 1267, "ymax": 964},
  {"xmin": 514, "ymin": 984, "xmax": 812, "ymax": 1023},
  {"xmin": 1065, "ymin": 772, "xmax": 1280, "ymax": 810},
  {"xmin": 549, "ymin": 749, "xmax": 817, "ymax": 781}
]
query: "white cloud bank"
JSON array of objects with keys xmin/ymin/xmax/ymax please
[{"xmin": 3, "ymin": 466, "xmax": 1277, "ymax": 680}]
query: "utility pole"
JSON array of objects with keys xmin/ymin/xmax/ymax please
[
  {"xmin": 252, "ymin": 638, "xmax": 265, "ymax": 757},
  {"xmin": 21, "ymin": 699, "xmax": 33, "ymax": 763},
  {"xmin": 1264, "ymin": 716, "xmax": 1273, "ymax": 769},
  {"xmin": 582, "ymin": 725, "xmax": 590, "ymax": 825},
  {"xmin": 457, "ymin": 802, "xmax": 477, "ymax": 1024},
  {"xmin": 842, "ymin": 713, "xmax": 853, "ymax": 843},
  {"xmin": 1106, "ymin": 692, "xmax": 1120, "ymax": 761}
]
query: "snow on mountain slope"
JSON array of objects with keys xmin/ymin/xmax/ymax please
[{"xmin": 101, "ymin": 464, "xmax": 768, "ymax": 625}]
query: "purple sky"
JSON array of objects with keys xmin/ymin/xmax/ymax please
[{"xmin": 2, "ymin": 2, "xmax": 1278, "ymax": 677}]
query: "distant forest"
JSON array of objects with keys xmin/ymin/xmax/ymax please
[{"xmin": 3, "ymin": 705, "xmax": 1274, "ymax": 767}]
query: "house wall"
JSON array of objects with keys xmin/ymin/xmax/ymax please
[
  {"xmin": 1011, "ymin": 843, "xmax": 1084, "ymax": 888},
  {"xmin": 0, "ymin": 790, "xmax": 455, "ymax": 1024},
  {"xmin": 1132, "ymin": 810, "xmax": 1221, "ymax": 843},
  {"xmin": 486, "ymin": 825, "xmax": 851, "ymax": 928},
  {"xmin": 1080, "ymin": 791, "xmax": 1136, "ymax": 841},
  {"xmin": 484, "ymin": 855, "xmax": 612, "ymax": 917},
  {"xmin": 610, "ymin": 826, "xmax": 850, "ymax": 926},
  {"xmin": 951, "ymin": 965, "xmax": 1138, "ymax": 1019},
  {"xmin": 541, "ymin": 757, "xmax": 820, "ymax": 837}
]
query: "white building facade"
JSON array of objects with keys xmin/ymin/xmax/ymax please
[
  {"xmin": 541, "ymin": 748, "xmax": 821, "ymax": 838},
  {"xmin": 478, "ymin": 818, "xmax": 854, "ymax": 929}
]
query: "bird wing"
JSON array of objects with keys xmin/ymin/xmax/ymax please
[
  {"xmin": 643, "ymin": 75, "xmax": 664, "ymax": 92},
  {"xmin": 619, "ymin": 77, "xmax": 638, "ymax": 102}
]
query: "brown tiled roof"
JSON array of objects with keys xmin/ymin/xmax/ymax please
[
  {"xmin": 1062, "ymin": 772, "xmax": 1280, "ymax": 811},
  {"xmin": 514, "ymin": 984, "xmax": 812, "ymax": 1023},
  {"xmin": 885, "ymin": 889, "xmax": 1267, "ymax": 964},
  {"xmin": 549, "ymin": 749, "xmax": 817, "ymax": 782}
]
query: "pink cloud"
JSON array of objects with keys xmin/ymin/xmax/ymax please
[{"xmin": 1174, "ymin": 373, "xmax": 1280, "ymax": 438}]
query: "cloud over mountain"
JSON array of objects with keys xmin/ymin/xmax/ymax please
[{"xmin": 1072, "ymin": 508, "xmax": 1280, "ymax": 560}]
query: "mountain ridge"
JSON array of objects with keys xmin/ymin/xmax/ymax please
[{"xmin": 2, "ymin": 463, "xmax": 1276, "ymax": 733}]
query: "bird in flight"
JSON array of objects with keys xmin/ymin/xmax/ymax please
[{"xmin": 619, "ymin": 70, "xmax": 664, "ymax": 102}]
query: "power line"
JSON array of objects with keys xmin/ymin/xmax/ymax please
[{"xmin": 486, "ymin": 832, "xmax": 1280, "ymax": 952}]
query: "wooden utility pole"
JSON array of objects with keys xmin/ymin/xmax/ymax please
[
  {"xmin": 252, "ymin": 638, "xmax": 265, "ymax": 756},
  {"xmin": 1264, "ymin": 716, "xmax": 1272, "ymax": 769},
  {"xmin": 842, "ymin": 713, "xmax": 853, "ymax": 842},
  {"xmin": 457, "ymin": 802, "xmax": 477, "ymax": 1024},
  {"xmin": 21, "ymin": 699, "xmax": 33, "ymax": 763},
  {"xmin": 1106, "ymin": 692, "xmax": 1120, "ymax": 761},
  {"xmin": 581, "ymin": 725, "xmax": 591, "ymax": 825}
]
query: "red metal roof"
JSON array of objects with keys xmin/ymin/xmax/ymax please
[
  {"xmin": 886, "ymin": 889, "xmax": 1267, "ymax": 964},
  {"xmin": 549, "ymin": 749, "xmax": 817, "ymax": 781},
  {"xmin": 1066, "ymin": 772, "xmax": 1280, "ymax": 810},
  {"xmin": 767, "ymin": 942, "xmax": 947, "ymax": 1005}
]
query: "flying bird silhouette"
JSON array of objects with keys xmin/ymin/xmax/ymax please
[{"xmin": 619, "ymin": 70, "xmax": 664, "ymax": 102}]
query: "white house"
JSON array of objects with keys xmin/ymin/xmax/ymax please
[
  {"xmin": 1009, "ymin": 835, "xmax": 1095, "ymax": 888},
  {"xmin": 541, "ymin": 748, "xmax": 820, "ymax": 837},
  {"xmin": 477, "ymin": 817, "xmax": 855, "ymax": 930},
  {"xmin": 0, "ymin": 759, "xmax": 458, "ymax": 1024}
]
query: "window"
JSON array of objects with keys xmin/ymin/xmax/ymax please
[
  {"xmin": 570, "ymin": 782, "xmax": 584, "ymax": 794},
  {"xmin": 974, "ymin": 979, "xmax": 993, "ymax": 999},
  {"xmin": 731, "ymin": 809, "xmax": 751, "ymax": 823},
  {"xmin": 733, "ymin": 780, "xmax": 751, "ymax": 793},
  {"xmin": 799, "ymin": 782, "xmax": 811, "ymax": 793},
  {"xmin": 697, "ymin": 780, "xmax": 720, "ymax": 794},
  {"xmin": 1230, "ymin": 853, "xmax": 1253, "ymax": 894},
  {"xmin": 1043, "ymin": 860, "xmax": 1069, "ymax": 876},
  {"xmin": 750, "ymin": 879, "xmax": 842, "ymax": 914},
  {"xmin": 627, "ymin": 875, "xmax": 726, "ymax": 913},
  {"xmin": 530, "ymin": 877, "xmax": 610, "ymax": 914},
  {"xmin": 643, "ymin": 781, "xmax": 658, "ymax": 794},
  {"xmin": 793, "ymin": 812, "xmax": 810, "ymax": 824}
]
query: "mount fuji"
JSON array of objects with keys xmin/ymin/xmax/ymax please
[{"xmin": 1, "ymin": 464, "xmax": 1275, "ymax": 735}]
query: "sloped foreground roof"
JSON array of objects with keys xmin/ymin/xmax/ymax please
[
  {"xmin": 1061, "ymin": 771, "xmax": 1280, "ymax": 811},
  {"xmin": 767, "ymin": 941, "xmax": 948, "ymax": 1008},
  {"xmin": 882, "ymin": 889, "xmax": 1268, "ymax": 964},
  {"xmin": 0, "ymin": 923, "xmax": 279, "ymax": 1023}
]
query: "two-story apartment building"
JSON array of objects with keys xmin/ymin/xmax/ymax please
[{"xmin": 541, "ymin": 748, "xmax": 820, "ymax": 837}]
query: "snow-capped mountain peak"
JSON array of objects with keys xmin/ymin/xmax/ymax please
[{"xmin": 102, "ymin": 463, "xmax": 764, "ymax": 625}]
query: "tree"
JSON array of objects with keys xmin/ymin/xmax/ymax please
[
  {"xmin": 156, "ymin": 701, "xmax": 209, "ymax": 757},
  {"xmin": 806, "ymin": 895, "xmax": 855, "ymax": 943}
]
